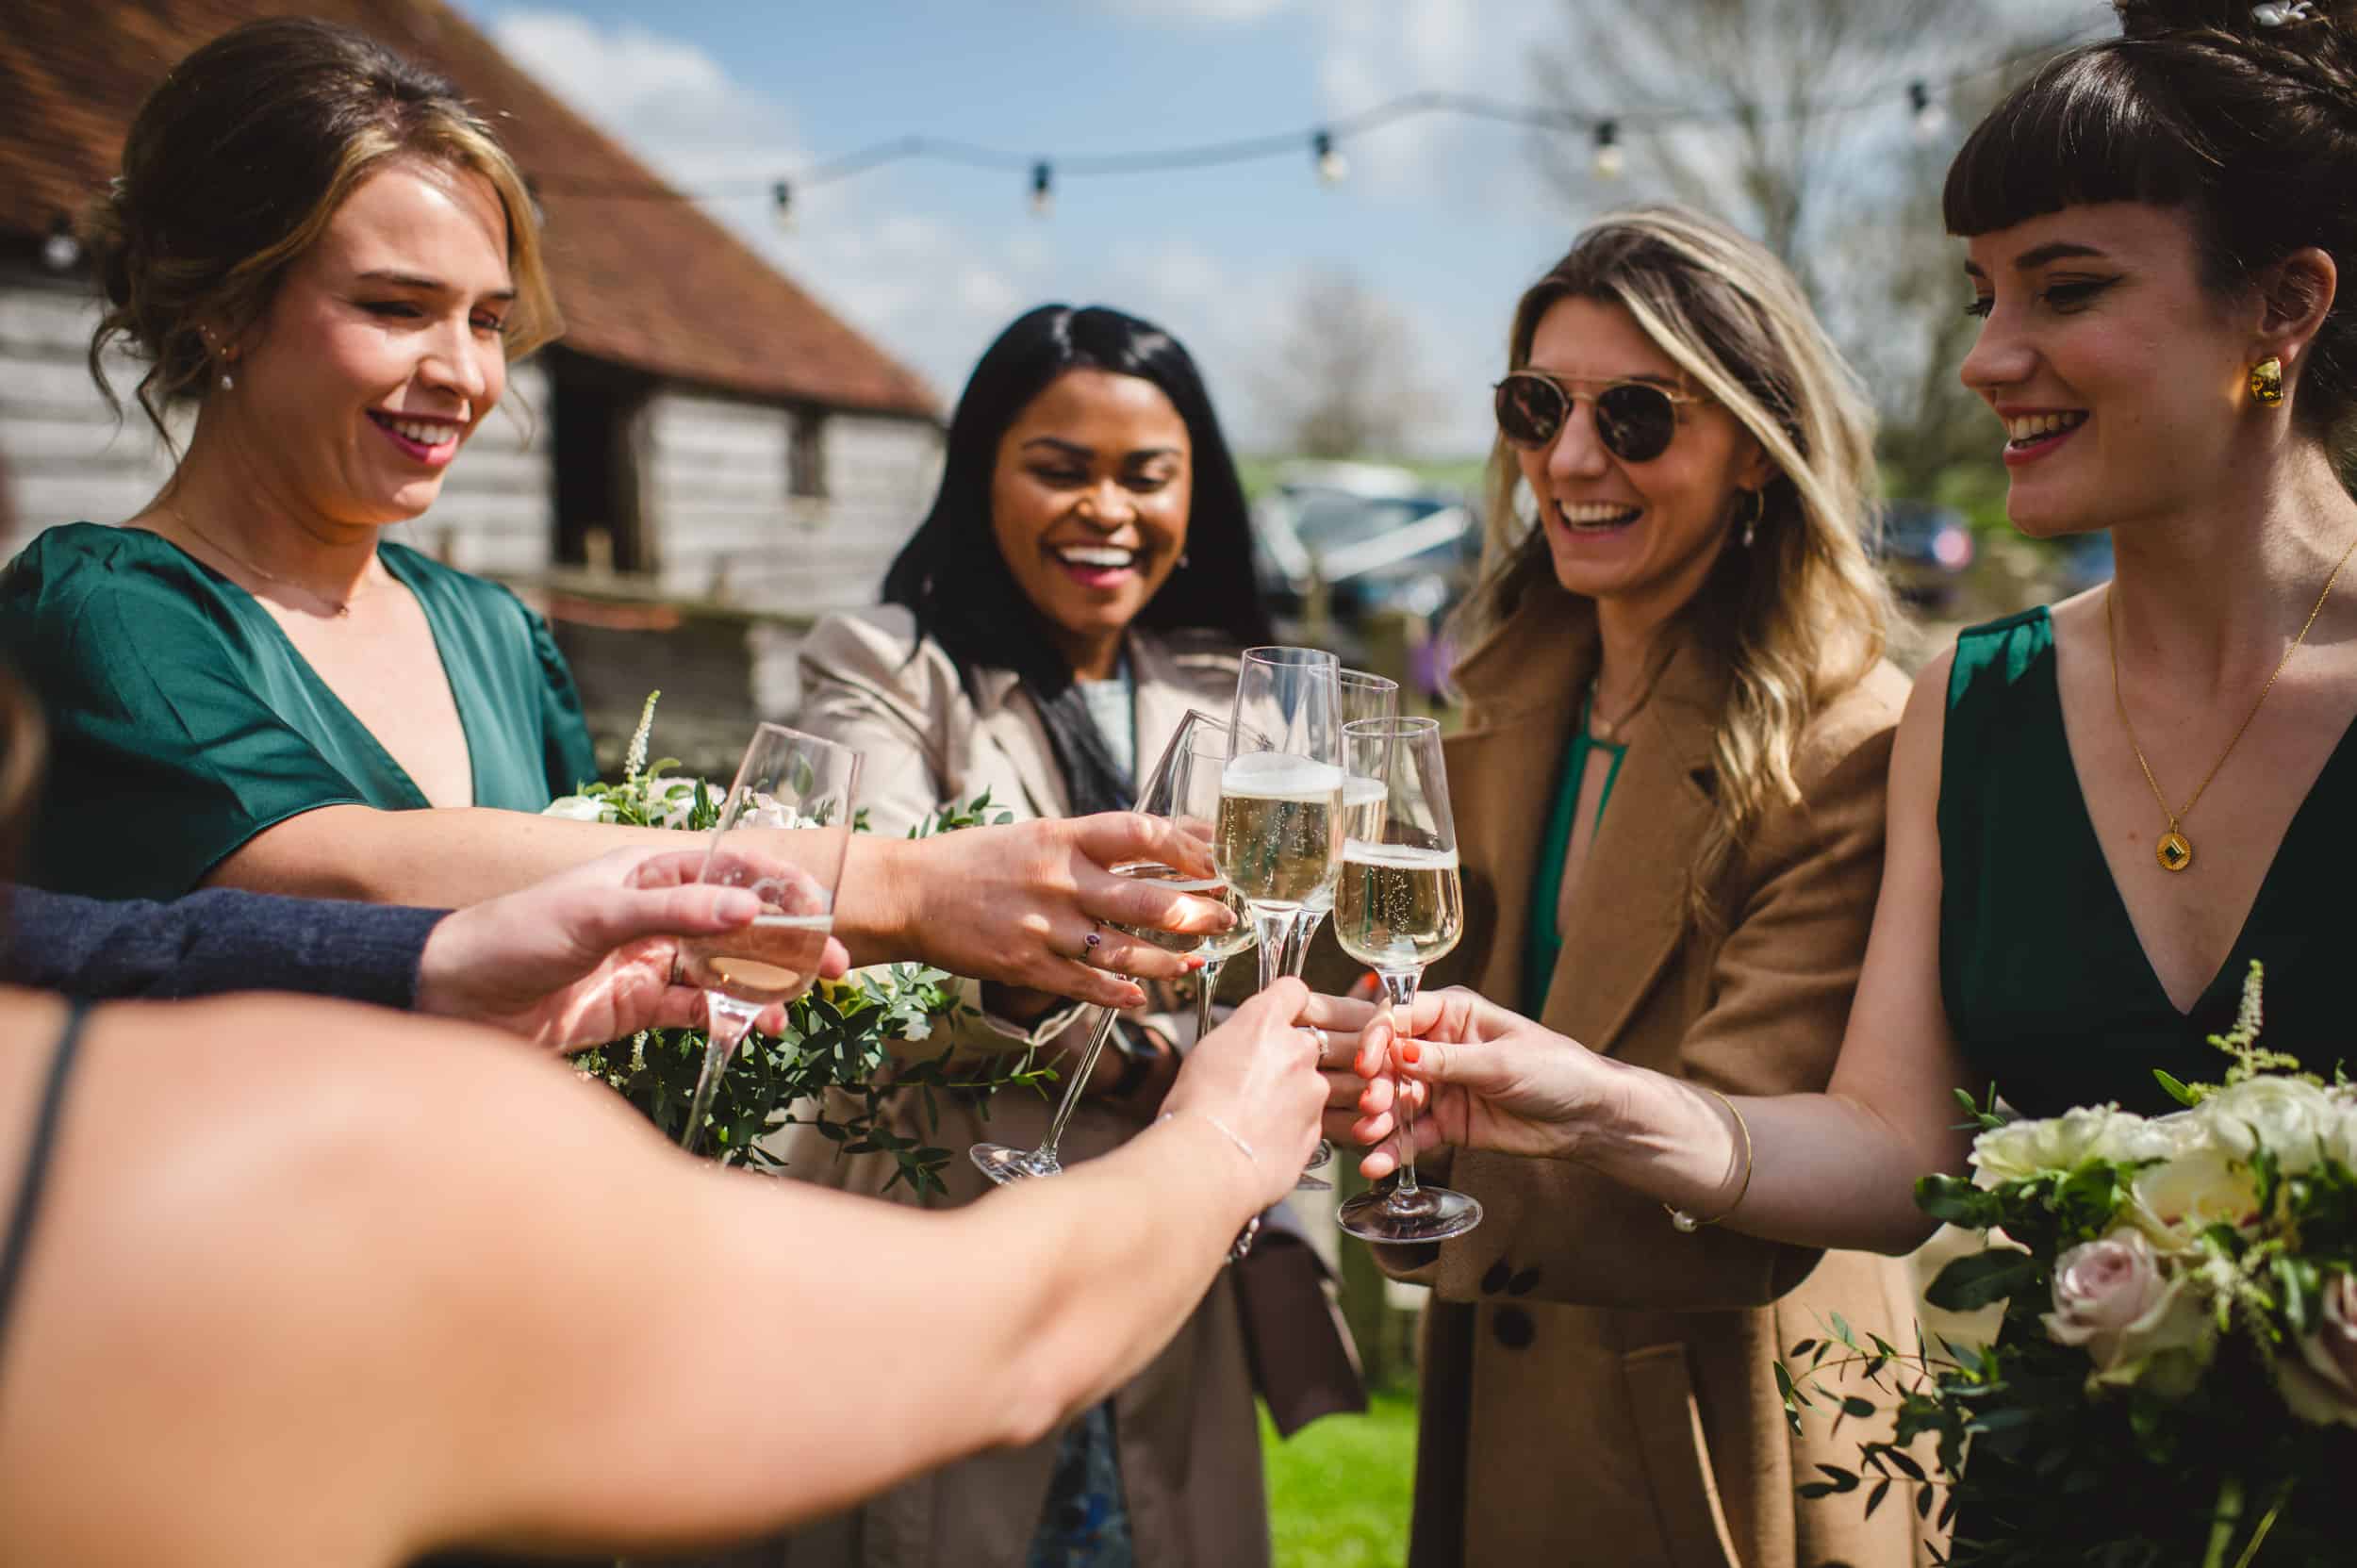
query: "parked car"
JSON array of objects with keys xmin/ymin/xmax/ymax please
[
  {"xmin": 1876, "ymin": 499, "xmax": 1975, "ymax": 611},
  {"xmin": 1252, "ymin": 461, "xmax": 1479, "ymax": 630}
]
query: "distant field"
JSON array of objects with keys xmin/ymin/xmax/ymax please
[{"xmin": 1261, "ymin": 1391, "xmax": 1417, "ymax": 1568}]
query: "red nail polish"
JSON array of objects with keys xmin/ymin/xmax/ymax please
[{"xmin": 1403, "ymin": 1042, "xmax": 1421, "ymax": 1065}]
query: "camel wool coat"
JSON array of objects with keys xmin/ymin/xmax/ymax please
[
  {"xmin": 1383, "ymin": 584, "xmax": 1940, "ymax": 1568},
  {"xmin": 739, "ymin": 604, "xmax": 1356, "ymax": 1568}
]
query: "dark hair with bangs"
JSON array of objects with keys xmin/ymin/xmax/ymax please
[
  {"xmin": 1944, "ymin": 0, "xmax": 2357, "ymax": 442},
  {"xmin": 882, "ymin": 304, "xmax": 1269, "ymax": 815}
]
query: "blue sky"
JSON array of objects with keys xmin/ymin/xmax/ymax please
[{"xmin": 455, "ymin": 0, "xmax": 2086, "ymax": 454}]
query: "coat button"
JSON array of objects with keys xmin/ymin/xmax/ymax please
[{"xmin": 1492, "ymin": 1305, "xmax": 1534, "ymax": 1350}]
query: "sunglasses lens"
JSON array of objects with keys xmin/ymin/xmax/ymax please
[
  {"xmin": 1596, "ymin": 384, "xmax": 1677, "ymax": 463},
  {"xmin": 1495, "ymin": 374, "xmax": 1565, "ymax": 448}
]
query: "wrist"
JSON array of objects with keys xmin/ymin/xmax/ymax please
[
  {"xmin": 1154, "ymin": 1108, "xmax": 1261, "ymax": 1213},
  {"xmin": 411, "ymin": 912, "xmax": 468, "ymax": 1019},
  {"xmin": 833, "ymin": 836, "xmax": 913, "ymax": 967}
]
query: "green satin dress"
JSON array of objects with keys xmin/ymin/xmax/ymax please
[
  {"xmin": 1937, "ymin": 607, "xmax": 2352, "ymax": 1115},
  {"xmin": 1, "ymin": 522, "xmax": 597, "ymax": 900}
]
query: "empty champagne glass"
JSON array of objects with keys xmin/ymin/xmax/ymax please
[
  {"xmin": 1176, "ymin": 725, "xmax": 1261, "ymax": 1046},
  {"xmin": 676, "ymin": 722, "xmax": 861, "ymax": 1156},
  {"xmin": 971, "ymin": 710, "xmax": 1239, "ymax": 1185},
  {"xmin": 1333, "ymin": 716, "xmax": 1482, "ymax": 1244}
]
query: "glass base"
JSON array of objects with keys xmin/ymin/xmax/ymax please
[
  {"xmin": 1337, "ymin": 1180, "xmax": 1482, "ymax": 1244},
  {"xmin": 1306, "ymin": 1137, "xmax": 1334, "ymax": 1169},
  {"xmin": 970, "ymin": 1142, "xmax": 1063, "ymax": 1184},
  {"xmin": 1294, "ymin": 1167, "xmax": 1332, "ymax": 1192}
]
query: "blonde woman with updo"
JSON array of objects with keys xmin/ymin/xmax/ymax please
[
  {"xmin": 1318, "ymin": 207, "xmax": 1935, "ymax": 1568},
  {"xmin": 0, "ymin": 17, "xmax": 1231, "ymax": 1018}
]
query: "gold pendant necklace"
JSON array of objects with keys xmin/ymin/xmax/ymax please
[
  {"xmin": 2106, "ymin": 532, "xmax": 2357, "ymax": 872},
  {"xmin": 166, "ymin": 503, "xmax": 360, "ymax": 618}
]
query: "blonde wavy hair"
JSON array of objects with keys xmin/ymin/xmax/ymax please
[
  {"xmin": 1454, "ymin": 206, "xmax": 1895, "ymax": 924},
  {"xmin": 84, "ymin": 17, "xmax": 560, "ymax": 452}
]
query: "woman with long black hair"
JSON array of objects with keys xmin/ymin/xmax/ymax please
[{"xmin": 778, "ymin": 304, "xmax": 1354, "ymax": 1568}]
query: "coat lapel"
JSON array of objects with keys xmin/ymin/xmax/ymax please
[
  {"xmin": 1441, "ymin": 593, "xmax": 1595, "ymax": 1011},
  {"xmin": 969, "ymin": 666, "xmax": 1071, "ymax": 819},
  {"xmin": 1540, "ymin": 636, "xmax": 1723, "ymax": 1056},
  {"xmin": 1128, "ymin": 630, "xmax": 1236, "ymax": 789}
]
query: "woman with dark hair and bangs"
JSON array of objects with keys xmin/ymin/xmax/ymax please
[
  {"xmin": 774, "ymin": 304, "xmax": 1353, "ymax": 1568},
  {"xmin": 1310, "ymin": 2, "xmax": 2357, "ymax": 1557}
]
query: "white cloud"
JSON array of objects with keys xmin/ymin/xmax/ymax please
[{"xmin": 1093, "ymin": 0, "xmax": 1291, "ymax": 20}]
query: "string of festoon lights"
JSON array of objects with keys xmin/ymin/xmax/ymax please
[
  {"xmin": 24, "ymin": 20, "xmax": 2096, "ymax": 270},
  {"xmin": 508, "ymin": 19, "xmax": 2097, "ymax": 231}
]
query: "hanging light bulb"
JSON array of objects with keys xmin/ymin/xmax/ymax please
[
  {"xmin": 1592, "ymin": 121, "xmax": 1624, "ymax": 181},
  {"xmin": 1908, "ymin": 80, "xmax": 1950, "ymax": 142},
  {"xmin": 1030, "ymin": 160, "xmax": 1053, "ymax": 218},
  {"xmin": 771, "ymin": 180, "xmax": 795, "ymax": 234},
  {"xmin": 41, "ymin": 215, "xmax": 81, "ymax": 273},
  {"xmin": 1312, "ymin": 129, "xmax": 1348, "ymax": 187}
]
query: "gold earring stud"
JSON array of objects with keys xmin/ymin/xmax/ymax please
[{"xmin": 2250, "ymin": 356, "xmax": 2285, "ymax": 407}]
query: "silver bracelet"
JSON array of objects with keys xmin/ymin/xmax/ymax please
[{"xmin": 1158, "ymin": 1109, "xmax": 1258, "ymax": 1166}]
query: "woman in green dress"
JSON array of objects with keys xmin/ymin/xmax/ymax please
[
  {"xmin": 0, "ymin": 19, "xmax": 1222, "ymax": 1010},
  {"xmin": 1315, "ymin": 0, "xmax": 2357, "ymax": 1543}
]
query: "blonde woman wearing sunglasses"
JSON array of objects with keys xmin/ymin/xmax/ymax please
[{"xmin": 1335, "ymin": 207, "xmax": 1933, "ymax": 1568}]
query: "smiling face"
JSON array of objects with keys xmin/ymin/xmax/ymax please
[
  {"xmin": 1960, "ymin": 203, "xmax": 2251, "ymax": 539},
  {"xmin": 989, "ymin": 368, "xmax": 1193, "ymax": 673},
  {"xmin": 1513, "ymin": 294, "xmax": 1771, "ymax": 626},
  {"xmin": 224, "ymin": 157, "xmax": 515, "ymax": 527}
]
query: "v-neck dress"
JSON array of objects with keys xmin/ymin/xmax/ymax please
[
  {"xmin": 1, "ymin": 522, "xmax": 596, "ymax": 901},
  {"xmin": 1938, "ymin": 607, "xmax": 2352, "ymax": 1116}
]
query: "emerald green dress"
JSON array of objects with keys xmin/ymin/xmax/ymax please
[
  {"xmin": 1, "ymin": 522, "xmax": 597, "ymax": 901},
  {"xmin": 1938, "ymin": 608, "xmax": 2349, "ymax": 1115}
]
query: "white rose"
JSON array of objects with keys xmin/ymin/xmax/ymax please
[
  {"xmin": 2279, "ymin": 1271, "xmax": 2357, "ymax": 1428},
  {"xmin": 647, "ymin": 778, "xmax": 705, "ymax": 830},
  {"xmin": 2199, "ymin": 1077, "xmax": 2340, "ymax": 1172},
  {"xmin": 2042, "ymin": 1230, "xmax": 2215, "ymax": 1395},
  {"xmin": 1970, "ymin": 1104, "xmax": 2147, "ymax": 1189},
  {"xmin": 733, "ymin": 789, "xmax": 803, "ymax": 831},
  {"xmin": 541, "ymin": 794, "xmax": 611, "ymax": 822},
  {"xmin": 2125, "ymin": 1145, "xmax": 2262, "ymax": 1252}
]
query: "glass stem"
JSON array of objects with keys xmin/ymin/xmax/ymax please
[
  {"xmin": 682, "ymin": 995, "xmax": 761, "ymax": 1155},
  {"xmin": 1251, "ymin": 905, "xmax": 1297, "ymax": 992},
  {"xmin": 1037, "ymin": 1008, "xmax": 1122, "ymax": 1160},
  {"xmin": 1380, "ymin": 967, "xmax": 1424, "ymax": 1198},
  {"xmin": 1283, "ymin": 908, "xmax": 1327, "ymax": 980},
  {"xmin": 1193, "ymin": 957, "xmax": 1227, "ymax": 1045}
]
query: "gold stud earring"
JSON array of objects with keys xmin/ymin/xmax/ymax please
[{"xmin": 2250, "ymin": 356, "xmax": 2285, "ymax": 407}]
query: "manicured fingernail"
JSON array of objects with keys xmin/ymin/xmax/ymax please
[
  {"xmin": 715, "ymin": 890, "xmax": 761, "ymax": 922},
  {"xmin": 1183, "ymin": 955, "xmax": 1205, "ymax": 971},
  {"xmin": 1402, "ymin": 1042, "xmax": 1421, "ymax": 1065}
]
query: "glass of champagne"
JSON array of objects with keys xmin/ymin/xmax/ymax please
[
  {"xmin": 1219, "ymin": 646, "xmax": 1343, "ymax": 1191},
  {"xmin": 970, "ymin": 710, "xmax": 1242, "ymax": 1185},
  {"xmin": 1333, "ymin": 716, "xmax": 1483, "ymax": 1244},
  {"xmin": 1282, "ymin": 668, "xmax": 1396, "ymax": 1172},
  {"xmin": 675, "ymin": 722, "xmax": 861, "ymax": 1156}
]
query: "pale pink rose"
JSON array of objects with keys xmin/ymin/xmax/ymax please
[
  {"xmin": 2042, "ymin": 1230, "xmax": 2213, "ymax": 1392},
  {"xmin": 2281, "ymin": 1272, "xmax": 2357, "ymax": 1428}
]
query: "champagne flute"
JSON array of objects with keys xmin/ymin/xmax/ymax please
[
  {"xmin": 1333, "ymin": 716, "xmax": 1483, "ymax": 1244},
  {"xmin": 971, "ymin": 710, "xmax": 1240, "ymax": 1185},
  {"xmin": 1219, "ymin": 646, "xmax": 1343, "ymax": 1192},
  {"xmin": 1283, "ymin": 668, "xmax": 1396, "ymax": 1173},
  {"xmin": 1174, "ymin": 725, "xmax": 1261, "ymax": 1046},
  {"xmin": 675, "ymin": 722, "xmax": 861, "ymax": 1157}
]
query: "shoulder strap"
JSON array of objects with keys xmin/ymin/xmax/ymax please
[{"xmin": 0, "ymin": 999, "xmax": 92, "ymax": 1376}]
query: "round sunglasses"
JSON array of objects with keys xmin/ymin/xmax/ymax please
[{"xmin": 1492, "ymin": 371, "xmax": 1706, "ymax": 464}]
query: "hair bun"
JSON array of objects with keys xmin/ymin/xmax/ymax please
[{"xmin": 2113, "ymin": 0, "xmax": 2349, "ymax": 38}]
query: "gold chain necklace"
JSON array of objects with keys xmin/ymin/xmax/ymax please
[
  {"xmin": 2106, "ymin": 532, "xmax": 2357, "ymax": 872},
  {"xmin": 166, "ymin": 503, "xmax": 361, "ymax": 618}
]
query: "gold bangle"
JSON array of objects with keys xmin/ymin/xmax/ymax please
[{"xmin": 1664, "ymin": 1087, "xmax": 1753, "ymax": 1233}]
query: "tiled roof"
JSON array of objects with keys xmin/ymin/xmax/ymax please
[{"xmin": 0, "ymin": 0, "xmax": 938, "ymax": 419}]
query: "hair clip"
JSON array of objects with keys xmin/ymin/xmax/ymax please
[{"xmin": 2252, "ymin": 2, "xmax": 2318, "ymax": 25}]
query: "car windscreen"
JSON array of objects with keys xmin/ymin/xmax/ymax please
[{"xmin": 1290, "ymin": 493, "xmax": 1445, "ymax": 552}]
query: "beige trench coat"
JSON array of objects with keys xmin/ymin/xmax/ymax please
[
  {"xmin": 1382, "ymin": 585, "xmax": 1940, "ymax": 1568},
  {"xmin": 738, "ymin": 605, "xmax": 1344, "ymax": 1568}
]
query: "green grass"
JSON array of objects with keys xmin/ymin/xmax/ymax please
[{"xmin": 1261, "ymin": 1391, "xmax": 1417, "ymax": 1568}]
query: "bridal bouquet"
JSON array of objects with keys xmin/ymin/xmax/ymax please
[
  {"xmin": 1782, "ymin": 964, "xmax": 2357, "ymax": 1567},
  {"xmin": 545, "ymin": 694, "xmax": 1053, "ymax": 1194}
]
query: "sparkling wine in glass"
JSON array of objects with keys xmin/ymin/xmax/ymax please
[
  {"xmin": 675, "ymin": 722, "xmax": 860, "ymax": 1156},
  {"xmin": 1333, "ymin": 716, "xmax": 1483, "ymax": 1244},
  {"xmin": 970, "ymin": 710, "xmax": 1242, "ymax": 1185}
]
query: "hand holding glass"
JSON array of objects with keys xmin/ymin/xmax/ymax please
[{"xmin": 675, "ymin": 723, "xmax": 860, "ymax": 1156}]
